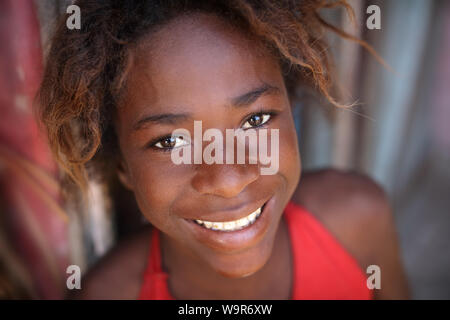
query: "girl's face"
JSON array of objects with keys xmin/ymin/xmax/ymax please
[{"xmin": 115, "ymin": 13, "xmax": 301, "ymax": 278}]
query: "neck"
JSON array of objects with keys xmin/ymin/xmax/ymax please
[{"xmin": 161, "ymin": 217, "xmax": 292, "ymax": 299}]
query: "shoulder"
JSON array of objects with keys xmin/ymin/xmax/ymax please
[
  {"xmin": 291, "ymin": 168, "xmax": 389, "ymax": 264},
  {"xmin": 68, "ymin": 225, "xmax": 153, "ymax": 300},
  {"xmin": 291, "ymin": 168, "xmax": 409, "ymax": 299},
  {"xmin": 293, "ymin": 168, "xmax": 388, "ymax": 211}
]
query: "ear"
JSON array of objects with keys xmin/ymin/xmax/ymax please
[{"xmin": 117, "ymin": 159, "xmax": 134, "ymax": 191}]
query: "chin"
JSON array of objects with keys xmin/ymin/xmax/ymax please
[
  {"xmin": 206, "ymin": 234, "xmax": 275, "ymax": 279},
  {"xmin": 213, "ymin": 262, "xmax": 264, "ymax": 279}
]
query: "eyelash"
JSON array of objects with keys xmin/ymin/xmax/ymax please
[{"xmin": 147, "ymin": 109, "xmax": 279, "ymax": 152}]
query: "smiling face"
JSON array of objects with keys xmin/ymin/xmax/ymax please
[{"xmin": 114, "ymin": 13, "xmax": 301, "ymax": 278}]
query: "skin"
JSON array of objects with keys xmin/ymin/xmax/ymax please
[{"xmin": 71, "ymin": 13, "xmax": 409, "ymax": 299}]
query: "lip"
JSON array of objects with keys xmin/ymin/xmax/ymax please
[
  {"xmin": 181, "ymin": 195, "xmax": 276, "ymax": 254},
  {"xmin": 187, "ymin": 198, "xmax": 268, "ymax": 223},
  {"xmin": 190, "ymin": 200, "xmax": 266, "ymax": 223}
]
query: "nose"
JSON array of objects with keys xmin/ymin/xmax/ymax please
[{"xmin": 191, "ymin": 162, "xmax": 260, "ymax": 198}]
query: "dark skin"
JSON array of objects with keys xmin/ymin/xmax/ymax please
[{"xmin": 71, "ymin": 13, "xmax": 409, "ymax": 299}]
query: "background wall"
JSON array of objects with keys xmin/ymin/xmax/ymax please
[{"xmin": 297, "ymin": 0, "xmax": 450, "ymax": 299}]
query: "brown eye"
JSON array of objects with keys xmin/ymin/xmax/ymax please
[
  {"xmin": 242, "ymin": 113, "xmax": 271, "ymax": 129},
  {"xmin": 154, "ymin": 136, "xmax": 189, "ymax": 149},
  {"xmin": 161, "ymin": 137, "xmax": 176, "ymax": 148},
  {"xmin": 249, "ymin": 114, "xmax": 262, "ymax": 126}
]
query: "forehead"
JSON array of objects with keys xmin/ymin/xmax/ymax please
[{"xmin": 118, "ymin": 13, "xmax": 284, "ymax": 126}]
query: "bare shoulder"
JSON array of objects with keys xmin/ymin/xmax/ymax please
[
  {"xmin": 292, "ymin": 168, "xmax": 391, "ymax": 233},
  {"xmin": 68, "ymin": 225, "xmax": 152, "ymax": 300},
  {"xmin": 292, "ymin": 168, "xmax": 410, "ymax": 299}
]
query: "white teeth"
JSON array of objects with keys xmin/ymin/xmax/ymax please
[
  {"xmin": 194, "ymin": 206, "xmax": 263, "ymax": 232},
  {"xmin": 236, "ymin": 218, "xmax": 248, "ymax": 228},
  {"xmin": 223, "ymin": 222, "xmax": 235, "ymax": 231},
  {"xmin": 203, "ymin": 221, "xmax": 213, "ymax": 228}
]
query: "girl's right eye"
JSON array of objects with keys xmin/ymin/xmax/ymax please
[{"xmin": 153, "ymin": 136, "xmax": 189, "ymax": 150}]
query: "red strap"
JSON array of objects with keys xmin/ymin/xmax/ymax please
[
  {"xmin": 138, "ymin": 229, "xmax": 173, "ymax": 300},
  {"xmin": 149, "ymin": 229, "xmax": 163, "ymax": 273}
]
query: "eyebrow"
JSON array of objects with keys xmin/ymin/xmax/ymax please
[
  {"xmin": 133, "ymin": 113, "xmax": 191, "ymax": 131},
  {"xmin": 132, "ymin": 83, "xmax": 281, "ymax": 131},
  {"xmin": 230, "ymin": 84, "xmax": 281, "ymax": 108}
]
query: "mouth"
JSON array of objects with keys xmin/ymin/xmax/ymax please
[
  {"xmin": 182, "ymin": 196, "xmax": 277, "ymax": 253},
  {"xmin": 193, "ymin": 204, "xmax": 265, "ymax": 232}
]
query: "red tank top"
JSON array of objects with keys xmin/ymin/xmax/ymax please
[{"xmin": 138, "ymin": 201, "xmax": 372, "ymax": 300}]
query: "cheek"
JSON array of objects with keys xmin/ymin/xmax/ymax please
[
  {"xmin": 127, "ymin": 155, "xmax": 190, "ymax": 231},
  {"xmin": 277, "ymin": 113, "xmax": 301, "ymax": 188}
]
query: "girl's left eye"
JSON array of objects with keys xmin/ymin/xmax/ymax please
[{"xmin": 242, "ymin": 113, "xmax": 272, "ymax": 129}]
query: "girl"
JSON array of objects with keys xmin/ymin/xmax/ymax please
[{"xmin": 38, "ymin": 0, "xmax": 409, "ymax": 299}]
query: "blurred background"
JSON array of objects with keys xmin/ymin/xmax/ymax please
[{"xmin": 0, "ymin": 0, "xmax": 448, "ymax": 299}]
